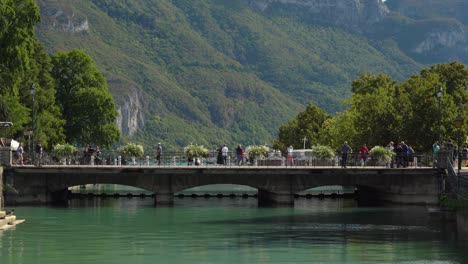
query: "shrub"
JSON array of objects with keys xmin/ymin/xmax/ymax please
[
  {"xmin": 370, "ymin": 146, "xmax": 394, "ymax": 165},
  {"xmin": 184, "ymin": 144, "xmax": 209, "ymax": 158},
  {"xmin": 119, "ymin": 143, "xmax": 144, "ymax": 158},
  {"xmin": 311, "ymin": 145, "xmax": 335, "ymax": 161},
  {"xmin": 246, "ymin": 145, "xmax": 270, "ymax": 159},
  {"xmin": 54, "ymin": 144, "xmax": 78, "ymax": 158}
]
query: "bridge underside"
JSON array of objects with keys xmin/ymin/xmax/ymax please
[{"xmin": 2, "ymin": 167, "xmax": 443, "ymax": 206}]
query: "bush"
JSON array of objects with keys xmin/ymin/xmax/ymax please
[
  {"xmin": 184, "ymin": 144, "xmax": 209, "ymax": 158},
  {"xmin": 246, "ymin": 145, "xmax": 270, "ymax": 159},
  {"xmin": 54, "ymin": 144, "xmax": 78, "ymax": 158},
  {"xmin": 311, "ymin": 145, "xmax": 335, "ymax": 161},
  {"xmin": 370, "ymin": 146, "xmax": 394, "ymax": 165},
  {"xmin": 119, "ymin": 143, "xmax": 144, "ymax": 158}
]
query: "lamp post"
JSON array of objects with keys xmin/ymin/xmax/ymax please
[
  {"xmin": 454, "ymin": 113, "xmax": 464, "ymax": 176},
  {"xmin": 436, "ymin": 87, "xmax": 443, "ymax": 143},
  {"xmin": 31, "ymin": 84, "xmax": 36, "ymax": 164}
]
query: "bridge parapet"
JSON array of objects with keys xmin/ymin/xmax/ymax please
[{"xmin": 3, "ymin": 166, "xmax": 442, "ymax": 206}]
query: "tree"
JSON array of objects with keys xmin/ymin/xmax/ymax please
[
  {"xmin": 273, "ymin": 104, "xmax": 329, "ymax": 151},
  {"xmin": 19, "ymin": 41, "xmax": 66, "ymax": 148},
  {"xmin": 51, "ymin": 49, "xmax": 120, "ymax": 147},
  {"xmin": 0, "ymin": 0, "xmax": 41, "ymax": 137}
]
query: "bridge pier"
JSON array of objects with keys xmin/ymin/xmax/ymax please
[
  {"xmin": 155, "ymin": 193, "xmax": 174, "ymax": 206},
  {"xmin": 258, "ymin": 189, "xmax": 295, "ymax": 206}
]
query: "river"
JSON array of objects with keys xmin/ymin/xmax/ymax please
[{"xmin": 0, "ymin": 195, "xmax": 467, "ymax": 263}]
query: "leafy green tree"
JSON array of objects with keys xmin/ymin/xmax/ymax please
[
  {"xmin": 318, "ymin": 111, "xmax": 357, "ymax": 151},
  {"xmin": 0, "ymin": 0, "xmax": 41, "ymax": 136},
  {"xmin": 19, "ymin": 41, "xmax": 66, "ymax": 148},
  {"xmin": 278, "ymin": 62, "xmax": 468, "ymax": 153},
  {"xmin": 273, "ymin": 104, "xmax": 329, "ymax": 151},
  {"xmin": 348, "ymin": 73, "xmax": 408, "ymax": 147},
  {"xmin": 51, "ymin": 49, "xmax": 120, "ymax": 147}
]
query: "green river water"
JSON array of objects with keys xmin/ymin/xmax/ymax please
[{"xmin": 1, "ymin": 190, "xmax": 467, "ymax": 264}]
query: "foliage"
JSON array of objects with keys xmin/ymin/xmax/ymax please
[
  {"xmin": 275, "ymin": 62, "xmax": 467, "ymax": 154},
  {"xmin": 0, "ymin": 0, "xmax": 65, "ymax": 148},
  {"xmin": 119, "ymin": 143, "xmax": 144, "ymax": 158},
  {"xmin": 51, "ymin": 49, "xmax": 120, "ymax": 147},
  {"xmin": 245, "ymin": 145, "xmax": 270, "ymax": 159},
  {"xmin": 440, "ymin": 194, "xmax": 468, "ymax": 211},
  {"xmin": 273, "ymin": 104, "xmax": 330, "ymax": 152},
  {"xmin": 310, "ymin": 145, "xmax": 335, "ymax": 161},
  {"xmin": 370, "ymin": 146, "xmax": 395, "ymax": 165},
  {"xmin": 53, "ymin": 143, "xmax": 78, "ymax": 158},
  {"xmin": 184, "ymin": 144, "xmax": 209, "ymax": 158}
]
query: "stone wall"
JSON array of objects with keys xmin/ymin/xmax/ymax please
[
  {"xmin": 457, "ymin": 210, "xmax": 468, "ymax": 241},
  {"xmin": 0, "ymin": 147, "xmax": 12, "ymax": 167}
]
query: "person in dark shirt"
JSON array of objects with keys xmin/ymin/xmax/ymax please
[{"xmin": 341, "ymin": 141, "xmax": 352, "ymax": 168}]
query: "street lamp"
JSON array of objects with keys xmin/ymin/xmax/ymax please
[
  {"xmin": 31, "ymin": 84, "xmax": 36, "ymax": 164},
  {"xmin": 436, "ymin": 86, "xmax": 443, "ymax": 143},
  {"xmin": 454, "ymin": 113, "xmax": 464, "ymax": 176}
]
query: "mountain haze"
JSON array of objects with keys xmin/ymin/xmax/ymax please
[{"xmin": 35, "ymin": 0, "xmax": 467, "ymax": 149}]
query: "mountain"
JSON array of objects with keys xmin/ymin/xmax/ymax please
[{"xmin": 34, "ymin": 0, "xmax": 467, "ymax": 149}]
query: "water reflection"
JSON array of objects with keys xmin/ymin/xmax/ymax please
[{"xmin": 1, "ymin": 198, "xmax": 467, "ymax": 264}]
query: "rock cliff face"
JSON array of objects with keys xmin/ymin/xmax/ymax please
[
  {"xmin": 413, "ymin": 23, "xmax": 466, "ymax": 55},
  {"xmin": 116, "ymin": 89, "xmax": 145, "ymax": 137},
  {"xmin": 246, "ymin": 0, "xmax": 390, "ymax": 31},
  {"xmin": 40, "ymin": 8, "xmax": 89, "ymax": 33}
]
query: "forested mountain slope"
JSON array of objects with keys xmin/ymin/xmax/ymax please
[{"xmin": 35, "ymin": 0, "xmax": 467, "ymax": 149}]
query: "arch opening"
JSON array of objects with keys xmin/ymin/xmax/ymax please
[
  {"xmin": 68, "ymin": 184, "xmax": 152, "ymax": 196},
  {"xmin": 176, "ymin": 184, "xmax": 257, "ymax": 198}
]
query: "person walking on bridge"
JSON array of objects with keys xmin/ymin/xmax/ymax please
[
  {"xmin": 236, "ymin": 144, "xmax": 244, "ymax": 165},
  {"xmin": 359, "ymin": 144, "xmax": 369, "ymax": 166},
  {"xmin": 287, "ymin": 145, "xmax": 294, "ymax": 166},
  {"xmin": 156, "ymin": 143, "xmax": 162, "ymax": 165},
  {"xmin": 341, "ymin": 141, "xmax": 352, "ymax": 168},
  {"xmin": 16, "ymin": 142, "xmax": 24, "ymax": 166},
  {"xmin": 222, "ymin": 144, "xmax": 229, "ymax": 165}
]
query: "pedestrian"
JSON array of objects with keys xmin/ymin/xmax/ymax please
[
  {"xmin": 287, "ymin": 145, "xmax": 294, "ymax": 166},
  {"xmin": 400, "ymin": 141, "xmax": 409, "ymax": 167},
  {"xmin": 236, "ymin": 144, "xmax": 244, "ymax": 165},
  {"xmin": 156, "ymin": 143, "xmax": 162, "ymax": 165},
  {"xmin": 221, "ymin": 144, "xmax": 229, "ymax": 165},
  {"xmin": 359, "ymin": 144, "xmax": 369, "ymax": 166},
  {"xmin": 16, "ymin": 142, "xmax": 24, "ymax": 166},
  {"xmin": 341, "ymin": 141, "xmax": 352, "ymax": 168},
  {"xmin": 386, "ymin": 141, "xmax": 394, "ymax": 168},
  {"xmin": 432, "ymin": 141, "xmax": 440, "ymax": 168},
  {"xmin": 35, "ymin": 142, "xmax": 43, "ymax": 166},
  {"xmin": 216, "ymin": 146, "xmax": 223, "ymax": 165}
]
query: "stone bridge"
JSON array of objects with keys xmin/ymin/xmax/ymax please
[{"xmin": 2, "ymin": 166, "xmax": 444, "ymax": 206}]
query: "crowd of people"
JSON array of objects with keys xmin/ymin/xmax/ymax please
[
  {"xmin": 11, "ymin": 140, "xmax": 468, "ymax": 168},
  {"xmin": 340, "ymin": 140, "xmax": 417, "ymax": 168}
]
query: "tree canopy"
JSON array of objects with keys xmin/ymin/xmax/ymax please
[
  {"xmin": 275, "ymin": 62, "xmax": 468, "ymax": 153},
  {"xmin": 51, "ymin": 49, "xmax": 120, "ymax": 147}
]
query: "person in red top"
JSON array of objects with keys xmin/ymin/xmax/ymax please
[{"xmin": 359, "ymin": 144, "xmax": 369, "ymax": 166}]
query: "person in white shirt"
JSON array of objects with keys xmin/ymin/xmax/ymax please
[
  {"xmin": 221, "ymin": 144, "xmax": 229, "ymax": 165},
  {"xmin": 16, "ymin": 142, "xmax": 24, "ymax": 165},
  {"xmin": 287, "ymin": 145, "xmax": 294, "ymax": 166}
]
